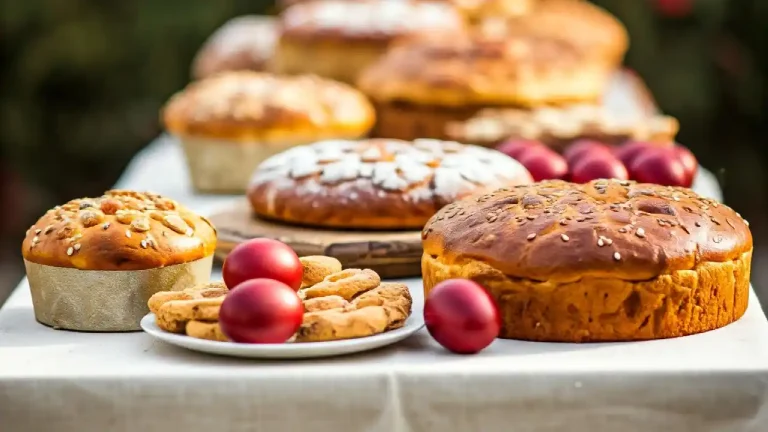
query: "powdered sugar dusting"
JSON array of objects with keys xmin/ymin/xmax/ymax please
[
  {"xmin": 283, "ymin": 0, "xmax": 461, "ymax": 36},
  {"xmin": 250, "ymin": 138, "xmax": 531, "ymax": 201}
]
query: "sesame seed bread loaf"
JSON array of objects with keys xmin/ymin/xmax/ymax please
[
  {"xmin": 422, "ymin": 180, "xmax": 752, "ymax": 341},
  {"xmin": 162, "ymin": 71, "xmax": 375, "ymax": 193},
  {"xmin": 22, "ymin": 190, "xmax": 217, "ymax": 331},
  {"xmin": 270, "ymin": 0, "xmax": 465, "ymax": 85},
  {"xmin": 247, "ymin": 138, "xmax": 532, "ymax": 229}
]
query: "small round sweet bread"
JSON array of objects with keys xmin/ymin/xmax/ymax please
[
  {"xmin": 247, "ymin": 138, "xmax": 533, "ymax": 229},
  {"xmin": 162, "ymin": 71, "xmax": 375, "ymax": 193},
  {"xmin": 22, "ymin": 190, "xmax": 217, "ymax": 332},
  {"xmin": 270, "ymin": 0, "xmax": 465, "ymax": 84},
  {"xmin": 422, "ymin": 180, "xmax": 753, "ymax": 342},
  {"xmin": 191, "ymin": 16, "xmax": 279, "ymax": 79}
]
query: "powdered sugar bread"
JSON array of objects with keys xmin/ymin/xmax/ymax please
[
  {"xmin": 270, "ymin": 0, "xmax": 465, "ymax": 84},
  {"xmin": 247, "ymin": 138, "xmax": 533, "ymax": 229}
]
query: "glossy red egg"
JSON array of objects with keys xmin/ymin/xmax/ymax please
[
  {"xmin": 629, "ymin": 147, "xmax": 689, "ymax": 187},
  {"xmin": 424, "ymin": 279, "xmax": 501, "ymax": 354},
  {"xmin": 672, "ymin": 145, "xmax": 698, "ymax": 187},
  {"xmin": 495, "ymin": 139, "xmax": 544, "ymax": 161},
  {"xmin": 563, "ymin": 139, "xmax": 612, "ymax": 165},
  {"xmin": 570, "ymin": 153, "xmax": 629, "ymax": 183},
  {"xmin": 222, "ymin": 238, "xmax": 303, "ymax": 290},
  {"xmin": 516, "ymin": 147, "xmax": 569, "ymax": 181},
  {"xmin": 219, "ymin": 278, "xmax": 303, "ymax": 344},
  {"xmin": 614, "ymin": 140, "xmax": 655, "ymax": 168}
]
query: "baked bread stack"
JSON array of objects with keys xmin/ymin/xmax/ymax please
[
  {"xmin": 422, "ymin": 180, "xmax": 752, "ymax": 341},
  {"xmin": 357, "ymin": 0, "xmax": 631, "ymax": 142},
  {"xmin": 162, "ymin": 71, "xmax": 374, "ymax": 193},
  {"xmin": 247, "ymin": 138, "xmax": 533, "ymax": 229},
  {"xmin": 22, "ymin": 190, "xmax": 217, "ymax": 331},
  {"xmin": 270, "ymin": 0, "xmax": 466, "ymax": 85}
]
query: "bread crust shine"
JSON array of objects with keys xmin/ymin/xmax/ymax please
[
  {"xmin": 22, "ymin": 190, "xmax": 217, "ymax": 271},
  {"xmin": 422, "ymin": 180, "xmax": 753, "ymax": 341},
  {"xmin": 358, "ymin": 33, "xmax": 612, "ymax": 108}
]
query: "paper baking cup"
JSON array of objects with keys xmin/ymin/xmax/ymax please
[
  {"xmin": 25, "ymin": 255, "xmax": 213, "ymax": 332},
  {"xmin": 179, "ymin": 136, "xmax": 303, "ymax": 194}
]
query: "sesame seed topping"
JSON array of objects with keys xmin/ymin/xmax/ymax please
[
  {"xmin": 618, "ymin": 228, "xmax": 627, "ymax": 233},
  {"xmin": 103, "ymin": 222, "xmax": 110, "ymax": 230},
  {"xmin": 32, "ymin": 236, "xmax": 39, "ymax": 244},
  {"xmin": 561, "ymin": 234, "xmax": 570, "ymax": 242},
  {"xmin": 597, "ymin": 238, "xmax": 605, "ymax": 247},
  {"xmin": 125, "ymin": 230, "xmax": 132, "ymax": 238},
  {"xmin": 560, "ymin": 219, "xmax": 568, "ymax": 226},
  {"xmin": 73, "ymin": 244, "xmax": 81, "ymax": 251},
  {"xmin": 695, "ymin": 221, "xmax": 701, "ymax": 227},
  {"xmin": 35, "ymin": 229, "xmax": 42, "ymax": 235},
  {"xmin": 66, "ymin": 247, "xmax": 74, "ymax": 256},
  {"xmin": 140, "ymin": 239, "xmax": 147, "ymax": 248},
  {"xmin": 635, "ymin": 228, "xmax": 645, "ymax": 238},
  {"xmin": 527, "ymin": 233, "xmax": 536, "ymax": 241},
  {"xmin": 745, "ymin": 220, "xmax": 750, "ymax": 226},
  {"xmin": 603, "ymin": 238, "xmax": 613, "ymax": 245},
  {"xmin": 613, "ymin": 252, "xmax": 621, "ymax": 261}
]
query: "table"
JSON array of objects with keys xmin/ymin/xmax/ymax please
[{"xmin": 2, "ymin": 137, "xmax": 767, "ymax": 432}]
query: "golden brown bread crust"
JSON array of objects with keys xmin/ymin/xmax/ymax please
[
  {"xmin": 445, "ymin": 105, "xmax": 680, "ymax": 151},
  {"xmin": 369, "ymin": 100, "xmax": 482, "ymax": 141},
  {"xmin": 191, "ymin": 16, "xmax": 279, "ymax": 80},
  {"xmin": 162, "ymin": 71, "xmax": 375, "ymax": 142},
  {"xmin": 422, "ymin": 180, "xmax": 753, "ymax": 341},
  {"xmin": 422, "ymin": 180, "xmax": 752, "ymax": 282},
  {"xmin": 22, "ymin": 190, "xmax": 217, "ymax": 271},
  {"xmin": 278, "ymin": 0, "xmax": 465, "ymax": 43},
  {"xmin": 357, "ymin": 32, "xmax": 613, "ymax": 107},
  {"xmin": 477, "ymin": 0, "xmax": 628, "ymax": 64},
  {"xmin": 422, "ymin": 251, "xmax": 751, "ymax": 341},
  {"xmin": 248, "ymin": 138, "xmax": 533, "ymax": 229}
]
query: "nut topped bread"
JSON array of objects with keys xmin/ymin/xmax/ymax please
[
  {"xmin": 23, "ymin": 190, "xmax": 217, "ymax": 332},
  {"xmin": 162, "ymin": 71, "xmax": 375, "ymax": 193},
  {"xmin": 422, "ymin": 180, "xmax": 752, "ymax": 341},
  {"xmin": 22, "ymin": 190, "xmax": 217, "ymax": 270},
  {"xmin": 248, "ymin": 138, "xmax": 532, "ymax": 229},
  {"xmin": 163, "ymin": 71, "xmax": 374, "ymax": 142}
]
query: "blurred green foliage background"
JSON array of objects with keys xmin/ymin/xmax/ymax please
[{"xmin": 1, "ymin": 0, "xmax": 767, "ymax": 301}]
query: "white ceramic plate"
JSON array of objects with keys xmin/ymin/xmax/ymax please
[{"xmin": 140, "ymin": 312, "xmax": 425, "ymax": 359}]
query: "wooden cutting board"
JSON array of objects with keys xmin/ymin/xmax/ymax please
[{"xmin": 208, "ymin": 199, "xmax": 424, "ymax": 278}]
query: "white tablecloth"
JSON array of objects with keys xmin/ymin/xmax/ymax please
[{"xmin": 2, "ymin": 137, "xmax": 766, "ymax": 432}]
